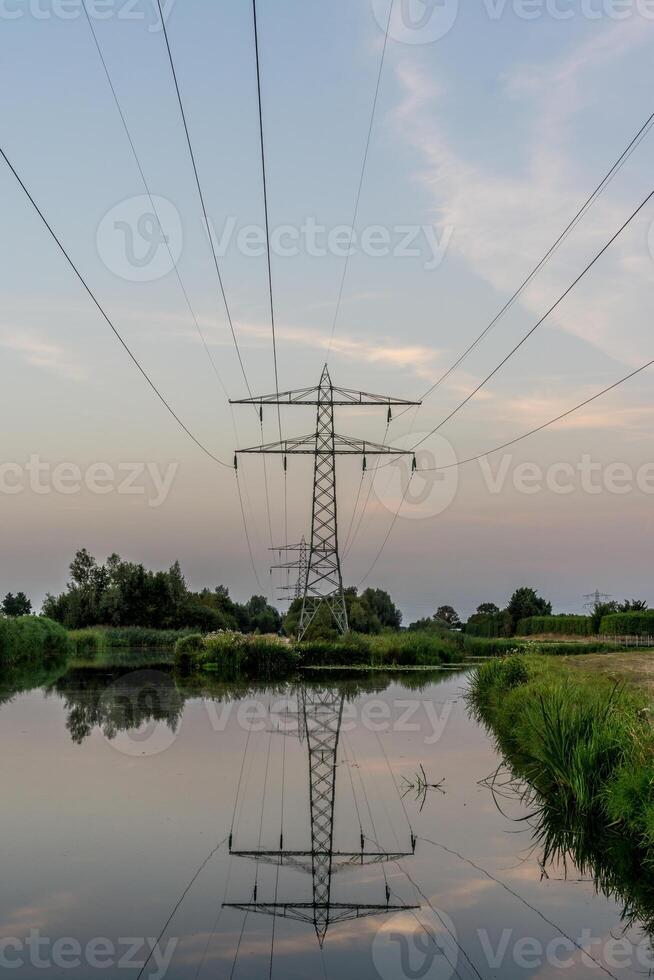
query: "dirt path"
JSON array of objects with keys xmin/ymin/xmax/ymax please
[{"xmin": 563, "ymin": 651, "xmax": 654, "ymax": 695}]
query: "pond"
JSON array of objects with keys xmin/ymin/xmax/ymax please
[{"xmin": 0, "ymin": 661, "xmax": 650, "ymax": 979}]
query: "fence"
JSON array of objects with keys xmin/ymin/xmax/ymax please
[{"xmin": 599, "ymin": 635, "xmax": 654, "ymax": 648}]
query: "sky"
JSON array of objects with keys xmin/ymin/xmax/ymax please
[{"xmin": 1, "ymin": 0, "xmax": 653, "ymax": 622}]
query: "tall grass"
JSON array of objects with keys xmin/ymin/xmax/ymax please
[
  {"xmin": 298, "ymin": 630, "xmax": 464, "ymax": 667},
  {"xmin": 175, "ymin": 631, "xmax": 298, "ymax": 678},
  {"xmin": 468, "ymin": 655, "xmax": 654, "ymax": 925},
  {"xmin": 0, "ymin": 616, "xmax": 70, "ymax": 671},
  {"xmin": 68, "ymin": 626, "xmax": 194, "ymax": 655}
]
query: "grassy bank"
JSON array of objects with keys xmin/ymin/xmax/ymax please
[
  {"xmin": 468, "ymin": 655, "xmax": 654, "ymax": 926},
  {"xmin": 68, "ymin": 626, "xmax": 194, "ymax": 657},
  {"xmin": 175, "ymin": 628, "xmax": 472, "ymax": 674},
  {"xmin": 173, "ymin": 629, "xmax": 636, "ymax": 677},
  {"xmin": 175, "ymin": 632, "xmax": 299, "ymax": 678},
  {"xmin": 0, "ymin": 616, "xmax": 70, "ymax": 672},
  {"xmin": 297, "ymin": 630, "xmax": 464, "ymax": 667}
]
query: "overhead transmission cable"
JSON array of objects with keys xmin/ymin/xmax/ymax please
[
  {"xmin": 252, "ymin": 0, "xmax": 282, "ymax": 439},
  {"xmin": 81, "ymin": 0, "xmax": 232, "ymax": 405},
  {"xmin": 396, "ymin": 105, "xmax": 654, "ymax": 417},
  {"xmin": 409, "ymin": 185, "xmax": 654, "ymax": 450},
  {"xmin": 155, "ymin": 0, "xmax": 254, "ymax": 402},
  {"xmin": 417, "ymin": 837, "xmax": 619, "ymax": 980},
  {"xmin": 252, "ymin": 0, "xmax": 283, "ymax": 566},
  {"xmin": 0, "ymin": 145, "xmax": 231, "ymax": 469},
  {"xmin": 417, "ymin": 357, "xmax": 654, "ymax": 472},
  {"xmin": 269, "ymin": 704, "xmax": 288, "ymax": 980},
  {"xmin": 327, "ymin": 0, "xmax": 395, "ymax": 354},
  {"xmin": 156, "ymin": 0, "xmax": 279, "ymax": 584},
  {"xmin": 135, "ymin": 835, "xmax": 229, "ymax": 980},
  {"xmin": 357, "ymin": 355, "xmax": 654, "ymax": 586},
  {"xmin": 348, "ymin": 111, "xmax": 654, "ymax": 569}
]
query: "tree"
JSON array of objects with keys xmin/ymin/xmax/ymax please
[
  {"xmin": 618, "ymin": 599, "xmax": 648, "ymax": 612},
  {"xmin": 69, "ymin": 548, "xmax": 97, "ymax": 588},
  {"xmin": 435, "ymin": 605, "xmax": 461, "ymax": 629},
  {"xmin": 245, "ymin": 595, "xmax": 282, "ymax": 634},
  {"xmin": 507, "ymin": 587, "xmax": 551, "ymax": 630},
  {"xmin": 590, "ymin": 600, "xmax": 618, "ymax": 634},
  {"xmin": 476, "ymin": 602, "xmax": 500, "ymax": 616},
  {"xmin": 2, "ymin": 592, "xmax": 32, "ymax": 617},
  {"xmin": 360, "ymin": 588, "xmax": 402, "ymax": 629}
]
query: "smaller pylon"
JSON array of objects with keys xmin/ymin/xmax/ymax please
[{"xmin": 270, "ymin": 537, "xmax": 308, "ymax": 603}]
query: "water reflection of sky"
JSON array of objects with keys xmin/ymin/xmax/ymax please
[{"xmin": 0, "ymin": 669, "xmax": 648, "ymax": 979}]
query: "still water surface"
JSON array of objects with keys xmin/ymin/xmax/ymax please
[{"xmin": 0, "ymin": 661, "xmax": 649, "ymax": 979}]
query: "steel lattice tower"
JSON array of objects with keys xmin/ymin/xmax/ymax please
[
  {"xmin": 270, "ymin": 537, "xmax": 308, "ymax": 602},
  {"xmin": 232, "ymin": 365, "xmax": 420, "ymax": 638},
  {"xmin": 225, "ymin": 685, "xmax": 417, "ymax": 947}
]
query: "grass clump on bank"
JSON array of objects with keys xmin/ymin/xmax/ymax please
[
  {"xmin": 175, "ymin": 628, "xmax": 466, "ymax": 676},
  {"xmin": 175, "ymin": 631, "xmax": 299, "ymax": 678},
  {"xmin": 298, "ymin": 630, "xmax": 464, "ymax": 667},
  {"xmin": 0, "ymin": 616, "xmax": 70, "ymax": 672},
  {"xmin": 68, "ymin": 626, "xmax": 194, "ymax": 658},
  {"xmin": 468, "ymin": 654, "xmax": 654, "ymax": 923}
]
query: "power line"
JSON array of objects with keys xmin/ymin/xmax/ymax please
[
  {"xmin": 81, "ymin": 0, "xmax": 231, "ymax": 402},
  {"xmin": 252, "ymin": 0, "xmax": 282, "ymax": 440},
  {"xmin": 0, "ymin": 144, "xmax": 231, "ymax": 469},
  {"xmin": 417, "ymin": 357, "xmax": 654, "ymax": 472},
  {"xmin": 417, "ymin": 836, "xmax": 619, "ymax": 980},
  {"xmin": 155, "ymin": 0, "xmax": 255, "ymax": 401},
  {"xmin": 356, "ymin": 473, "xmax": 414, "ymax": 587},
  {"xmin": 251, "ymin": 0, "xmax": 285, "ymax": 578},
  {"xmin": 397, "ymin": 106, "xmax": 654, "ymax": 416},
  {"xmin": 411, "ymin": 186, "xmax": 654, "ymax": 450},
  {"xmin": 136, "ymin": 835, "xmax": 229, "ymax": 980},
  {"xmin": 349, "ymin": 117, "xmax": 654, "ymax": 568},
  {"xmin": 343, "ymin": 420, "xmax": 390, "ymax": 561},
  {"xmin": 229, "ymin": 910, "xmax": 250, "ymax": 980},
  {"xmin": 235, "ymin": 471, "xmax": 265, "ymax": 590},
  {"xmin": 327, "ymin": 0, "xmax": 395, "ymax": 353},
  {"xmin": 357, "ymin": 356, "xmax": 654, "ymax": 584}
]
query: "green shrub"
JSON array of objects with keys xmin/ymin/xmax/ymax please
[
  {"xmin": 68, "ymin": 628, "xmax": 107, "ymax": 658},
  {"xmin": 174, "ymin": 631, "xmax": 298, "ymax": 677},
  {"xmin": 465, "ymin": 611, "xmax": 512, "ymax": 638},
  {"xmin": 100, "ymin": 627, "xmax": 194, "ymax": 649},
  {"xmin": 0, "ymin": 615, "xmax": 70, "ymax": 671},
  {"xmin": 599, "ymin": 612, "xmax": 654, "ymax": 636},
  {"xmin": 517, "ymin": 615, "xmax": 592, "ymax": 636},
  {"xmin": 297, "ymin": 630, "xmax": 463, "ymax": 668}
]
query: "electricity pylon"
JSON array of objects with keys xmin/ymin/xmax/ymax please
[
  {"xmin": 584, "ymin": 588, "xmax": 612, "ymax": 610},
  {"xmin": 225, "ymin": 686, "xmax": 418, "ymax": 947},
  {"xmin": 232, "ymin": 365, "xmax": 420, "ymax": 638},
  {"xmin": 270, "ymin": 537, "xmax": 308, "ymax": 602}
]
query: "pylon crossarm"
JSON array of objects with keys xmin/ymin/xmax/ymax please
[
  {"xmin": 230, "ymin": 385, "xmax": 421, "ymax": 407},
  {"xmin": 223, "ymin": 902, "xmax": 419, "ymax": 924},
  {"xmin": 237, "ymin": 433, "xmax": 414, "ymax": 455}
]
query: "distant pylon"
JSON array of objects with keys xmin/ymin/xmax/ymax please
[
  {"xmin": 270, "ymin": 536, "xmax": 308, "ymax": 602},
  {"xmin": 232, "ymin": 365, "xmax": 420, "ymax": 638},
  {"xmin": 584, "ymin": 588, "xmax": 612, "ymax": 609}
]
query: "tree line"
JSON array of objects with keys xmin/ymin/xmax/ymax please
[{"xmin": 2, "ymin": 554, "xmax": 648, "ymax": 639}]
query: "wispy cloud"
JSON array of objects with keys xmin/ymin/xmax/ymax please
[
  {"xmin": 0, "ymin": 327, "xmax": 86, "ymax": 381},
  {"xmin": 146, "ymin": 309, "xmax": 448, "ymax": 383},
  {"xmin": 392, "ymin": 22, "xmax": 654, "ymax": 371}
]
